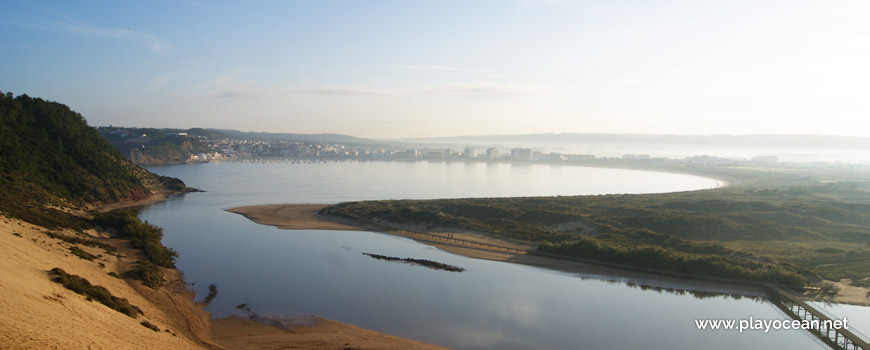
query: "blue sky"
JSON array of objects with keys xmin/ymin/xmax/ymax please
[{"xmin": 2, "ymin": 0, "xmax": 870, "ymax": 138}]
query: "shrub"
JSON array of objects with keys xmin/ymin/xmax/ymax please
[
  {"xmin": 92, "ymin": 210, "xmax": 177, "ymax": 268},
  {"xmin": 50, "ymin": 268, "xmax": 142, "ymax": 317},
  {"xmin": 126, "ymin": 261, "xmax": 164, "ymax": 288},
  {"xmin": 140, "ymin": 321, "xmax": 160, "ymax": 332},
  {"xmin": 44, "ymin": 230, "xmax": 117, "ymax": 254},
  {"xmin": 539, "ymin": 238, "xmax": 807, "ymax": 286}
]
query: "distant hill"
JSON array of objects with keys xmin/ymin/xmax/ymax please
[
  {"xmin": 0, "ymin": 91, "xmax": 187, "ymax": 224},
  {"xmin": 97, "ymin": 127, "xmax": 386, "ymax": 164},
  {"xmin": 208, "ymin": 129, "xmax": 377, "ymax": 145},
  {"xmin": 399, "ymin": 133, "xmax": 870, "ymax": 149},
  {"xmin": 97, "ymin": 127, "xmax": 221, "ymax": 165}
]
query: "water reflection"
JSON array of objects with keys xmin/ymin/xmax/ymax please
[
  {"xmin": 139, "ymin": 162, "xmax": 822, "ymax": 349},
  {"xmin": 619, "ymin": 281, "xmax": 765, "ymax": 301}
]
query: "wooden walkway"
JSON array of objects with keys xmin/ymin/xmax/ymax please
[{"xmin": 766, "ymin": 283, "xmax": 870, "ymax": 350}]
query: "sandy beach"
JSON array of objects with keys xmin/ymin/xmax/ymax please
[{"xmin": 211, "ymin": 315, "xmax": 445, "ymax": 350}]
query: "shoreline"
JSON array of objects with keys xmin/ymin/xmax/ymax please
[
  {"xmin": 210, "ymin": 157, "xmax": 736, "ymax": 189},
  {"xmin": 227, "ymin": 204, "xmax": 775, "ymax": 299},
  {"xmin": 119, "ymin": 195, "xmax": 447, "ymax": 349},
  {"xmin": 0, "ymin": 192, "xmax": 445, "ymax": 349},
  {"xmin": 96, "ymin": 192, "xmax": 172, "ymax": 212},
  {"xmin": 228, "ymin": 203, "xmax": 870, "ymax": 307}
]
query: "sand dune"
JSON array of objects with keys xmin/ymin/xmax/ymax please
[{"xmin": 0, "ymin": 216, "xmax": 217, "ymax": 349}]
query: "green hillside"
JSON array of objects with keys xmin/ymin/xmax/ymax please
[{"xmin": 0, "ymin": 91, "xmax": 186, "ymax": 227}]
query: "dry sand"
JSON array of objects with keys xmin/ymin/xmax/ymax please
[
  {"xmin": 1, "ymin": 198, "xmax": 445, "ymax": 349},
  {"xmin": 212, "ymin": 316, "xmax": 445, "ymax": 350},
  {"xmin": 227, "ymin": 203, "xmax": 870, "ymax": 306},
  {"xmin": 0, "ymin": 216, "xmax": 217, "ymax": 350},
  {"xmin": 799, "ymin": 279, "xmax": 870, "ymax": 307}
]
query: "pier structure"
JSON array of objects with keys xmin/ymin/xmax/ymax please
[{"xmin": 767, "ymin": 283, "xmax": 870, "ymax": 350}]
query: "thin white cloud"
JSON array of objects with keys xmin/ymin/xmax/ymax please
[
  {"xmin": 292, "ymin": 82, "xmax": 553, "ymax": 98},
  {"xmin": 210, "ymin": 82, "xmax": 553, "ymax": 99},
  {"xmin": 61, "ymin": 18, "xmax": 167, "ymax": 52},
  {"xmin": 182, "ymin": 66, "xmax": 265, "ymax": 99},
  {"xmin": 213, "ymin": 86, "xmax": 389, "ymax": 99},
  {"xmin": 420, "ymin": 82, "xmax": 554, "ymax": 97},
  {"xmin": 397, "ymin": 64, "xmax": 494, "ymax": 73},
  {"xmin": 293, "ymin": 87, "xmax": 388, "ymax": 96},
  {"xmin": 188, "ymin": 65, "xmax": 553, "ymax": 99},
  {"xmin": 513, "ymin": 0, "xmax": 574, "ymax": 9},
  {"xmin": 148, "ymin": 65, "xmax": 203, "ymax": 91}
]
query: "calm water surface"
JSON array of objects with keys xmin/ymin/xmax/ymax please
[{"xmin": 140, "ymin": 161, "xmax": 825, "ymax": 349}]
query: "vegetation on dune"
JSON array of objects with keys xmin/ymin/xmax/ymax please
[
  {"xmin": 44, "ymin": 230, "xmax": 117, "ymax": 254},
  {"xmin": 126, "ymin": 261, "xmax": 165, "ymax": 288},
  {"xmin": 92, "ymin": 210, "xmax": 177, "ymax": 268},
  {"xmin": 50, "ymin": 268, "xmax": 143, "ymax": 317},
  {"xmin": 539, "ymin": 238, "xmax": 806, "ymax": 286},
  {"xmin": 90, "ymin": 209, "xmax": 178, "ymax": 288},
  {"xmin": 140, "ymin": 321, "xmax": 160, "ymax": 332},
  {"xmin": 325, "ymin": 182, "xmax": 870, "ymax": 286},
  {"xmin": 69, "ymin": 246, "xmax": 99, "ymax": 261}
]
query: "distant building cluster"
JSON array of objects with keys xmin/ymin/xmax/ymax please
[
  {"xmin": 187, "ymin": 152, "xmax": 224, "ymax": 163},
  {"xmin": 98, "ymin": 127, "xmax": 786, "ymax": 167}
]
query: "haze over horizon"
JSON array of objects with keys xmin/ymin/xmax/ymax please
[{"xmin": 3, "ymin": 1, "xmax": 869, "ymax": 139}]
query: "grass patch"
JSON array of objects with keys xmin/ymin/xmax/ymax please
[
  {"xmin": 50, "ymin": 268, "xmax": 142, "ymax": 317},
  {"xmin": 69, "ymin": 246, "xmax": 99, "ymax": 261},
  {"xmin": 44, "ymin": 230, "xmax": 117, "ymax": 254},
  {"xmin": 107, "ymin": 271, "xmax": 122, "ymax": 279},
  {"xmin": 140, "ymin": 321, "xmax": 160, "ymax": 332}
]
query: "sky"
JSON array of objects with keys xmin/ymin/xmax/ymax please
[{"xmin": 2, "ymin": 0, "xmax": 870, "ymax": 139}]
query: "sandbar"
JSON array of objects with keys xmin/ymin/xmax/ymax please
[{"xmin": 227, "ymin": 204, "xmax": 784, "ymax": 299}]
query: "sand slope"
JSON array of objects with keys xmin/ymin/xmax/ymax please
[
  {"xmin": 0, "ymin": 216, "xmax": 219, "ymax": 350},
  {"xmin": 212, "ymin": 316, "xmax": 446, "ymax": 350}
]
